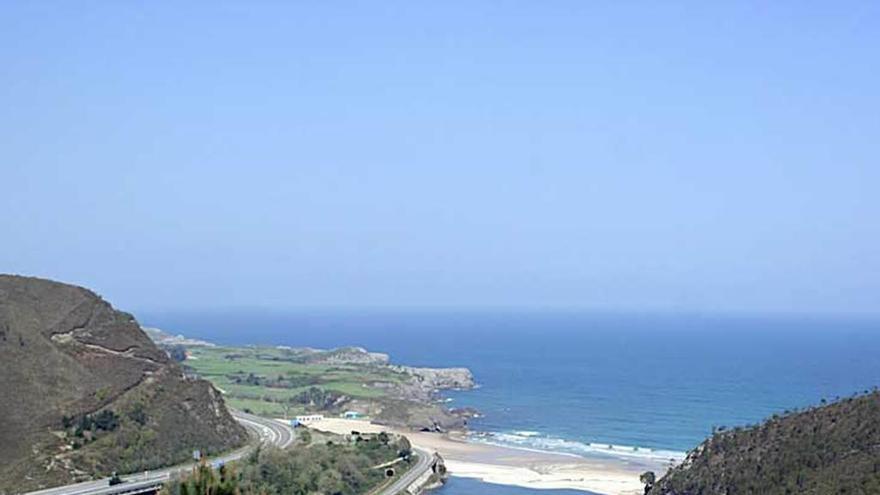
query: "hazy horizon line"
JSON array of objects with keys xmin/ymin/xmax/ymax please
[{"xmin": 132, "ymin": 304, "xmax": 880, "ymax": 322}]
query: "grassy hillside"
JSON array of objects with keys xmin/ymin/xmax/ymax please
[
  {"xmin": 0, "ymin": 275, "xmax": 248, "ymax": 493},
  {"xmin": 647, "ymin": 391, "xmax": 880, "ymax": 495},
  {"xmin": 185, "ymin": 345, "xmax": 406, "ymax": 416}
]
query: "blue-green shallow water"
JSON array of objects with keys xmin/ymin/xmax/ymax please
[
  {"xmin": 141, "ymin": 311, "xmax": 880, "ymax": 492},
  {"xmin": 435, "ymin": 477, "xmax": 597, "ymax": 495}
]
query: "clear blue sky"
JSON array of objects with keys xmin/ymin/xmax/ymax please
[{"xmin": 1, "ymin": 2, "xmax": 878, "ymax": 315}]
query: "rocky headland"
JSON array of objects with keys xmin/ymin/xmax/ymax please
[{"xmin": 147, "ymin": 330, "xmax": 478, "ymax": 433}]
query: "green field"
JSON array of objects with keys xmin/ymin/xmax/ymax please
[{"xmin": 185, "ymin": 346, "xmax": 405, "ymax": 417}]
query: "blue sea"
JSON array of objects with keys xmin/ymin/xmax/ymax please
[{"xmin": 141, "ymin": 310, "xmax": 880, "ymax": 494}]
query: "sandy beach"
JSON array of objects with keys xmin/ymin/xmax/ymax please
[{"xmin": 307, "ymin": 418, "xmax": 669, "ymax": 495}]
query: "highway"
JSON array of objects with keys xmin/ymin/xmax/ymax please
[
  {"xmin": 21, "ymin": 413, "xmax": 438, "ymax": 495},
  {"xmin": 22, "ymin": 411, "xmax": 295, "ymax": 495},
  {"xmin": 376, "ymin": 447, "xmax": 434, "ymax": 495},
  {"xmin": 233, "ymin": 411, "xmax": 296, "ymax": 450}
]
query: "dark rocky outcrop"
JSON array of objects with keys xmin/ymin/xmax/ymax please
[
  {"xmin": 0, "ymin": 275, "xmax": 247, "ymax": 493},
  {"xmin": 371, "ymin": 398, "xmax": 470, "ymax": 433}
]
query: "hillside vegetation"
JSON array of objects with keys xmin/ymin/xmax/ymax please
[
  {"xmin": 161, "ymin": 433, "xmax": 414, "ymax": 495},
  {"xmin": 647, "ymin": 391, "xmax": 880, "ymax": 495},
  {"xmin": 0, "ymin": 275, "xmax": 247, "ymax": 493}
]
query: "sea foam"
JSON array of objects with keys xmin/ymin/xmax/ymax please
[{"xmin": 470, "ymin": 430, "xmax": 687, "ymax": 464}]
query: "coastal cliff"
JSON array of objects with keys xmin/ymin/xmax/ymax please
[
  {"xmin": 0, "ymin": 275, "xmax": 247, "ymax": 493},
  {"xmin": 372, "ymin": 366, "xmax": 476, "ymax": 432},
  {"xmin": 391, "ymin": 366, "xmax": 476, "ymax": 397}
]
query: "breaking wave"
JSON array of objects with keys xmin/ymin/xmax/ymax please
[
  {"xmin": 511, "ymin": 430, "xmax": 541, "ymax": 437},
  {"xmin": 469, "ymin": 430, "xmax": 687, "ymax": 464}
]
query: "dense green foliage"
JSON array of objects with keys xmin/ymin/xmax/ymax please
[
  {"xmin": 62, "ymin": 410, "xmax": 121, "ymax": 437},
  {"xmin": 162, "ymin": 436, "xmax": 412, "ymax": 495},
  {"xmin": 162, "ymin": 463, "xmax": 242, "ymax": 495},
  {"xmin": 648, "ymin": 391, "xmax": 880, "ymax": 495}
]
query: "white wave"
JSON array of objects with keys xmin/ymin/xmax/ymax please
[
  {"xmin": 511, "ymin": 430, "xmax": 541, "ymax": 437},
  {"xmin": 470, "ymin": 430, "xmax": 686, "ymax": 464}
]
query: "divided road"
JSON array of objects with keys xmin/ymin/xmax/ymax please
[
  {"xmin": 377, "ymin": 447, "xmax": 434, "ymax": 495},
  {"xmin": 23, "ymin": 413, "xmax": 436, "ymax": 495},
  {"xmin": 233, "ymin": 411, "xmax": 296, "ymax": 450},
  {"xmin": 23, "ymin": 411, "xmax": 295, "ymax": 495}
]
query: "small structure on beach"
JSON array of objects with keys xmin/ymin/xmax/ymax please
[
  {"xmin": 291, "ymin": 414, "xmax": 324, "ymax": 427},
  {"xmin": 342, "ymin": 410, "xmax": 363, "ymax": 419}
]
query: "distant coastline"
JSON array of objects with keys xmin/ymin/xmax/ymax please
[
  {"xmin": 145, "ymin": 326, "xmax": 672, "ymax": 494},
  {"xmin": 141, "ymin": 312, "xmax": 880, "ymax": 494}
]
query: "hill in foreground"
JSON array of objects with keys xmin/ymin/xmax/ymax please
[
  {"xmin": 646, "ymin": 391, "xmax": 880, "ymax": 494},
  {"xmin": 0, "ymin": 275, "xmax": 247, "ymax": 493}
]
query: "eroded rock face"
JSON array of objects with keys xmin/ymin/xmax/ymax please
[
  {"xmin": 399, "ymin": 366, "xmax": 476, "ymax": 390},
  {"xmin": 384, "ymin": 365, "xmax": 476, "ymax": 404},
  {"xmin": 0, "ymin": 275, "xmax": 247, "ymax": 493},
  {"xmin": 365, "ymin": 368, "xmax": 477, "ymax": 432},
  {"xmin": 371, "ymin": 399, "xmax": 471, "ymax": 432},
  {"xmin": 305, "ymin": 346, "xmax": 391, "ymax": 365}
]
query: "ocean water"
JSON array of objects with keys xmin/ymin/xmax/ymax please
[
  {"xmin": 141, "ymin": 310, "xmax": 880, "ymax": 494},
  {"xmin": 438, "ymin": 477, "xmax": 593, "ymax": 495}
]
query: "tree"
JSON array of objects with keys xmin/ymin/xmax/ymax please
[
  {"xmin": 164, "ymin": 439, "xmax": 406, "ymax": 495},
  {"xmin": 128, "ymin": 403, "xmax": 148, "ymax": 426},
  {"xmin": 640, "ymin": 471, "xmax": 656, "ymax": 494},
  {"xmin": 316, "ymin": 469, "xmax": 344, "ymax": 495},
  {"xmin": 397, "ymin": 436, "xmax": 412, "ymax": 459},
  {"xmin": 298, "ymin": 429, "xmax": 311, "ymax": 445},
  {"xmin": 167, "ymin": 345, "xmax": 187, "ymax": 362}
]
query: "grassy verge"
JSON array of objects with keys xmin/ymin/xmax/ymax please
[{"xmin": 185, "ymin": 345, "xmax": 405, "ymax": 417}]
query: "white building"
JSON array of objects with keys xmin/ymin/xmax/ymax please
[{"xmin": 294, "ymin": 414, "xmax": 324, "ymax": 425}]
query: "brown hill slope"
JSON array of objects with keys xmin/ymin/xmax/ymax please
[
  {"xmin": 0, "ymin": 275, "xmax": 247, "ymax": 493},
  {"xmin": 647, "ymin": 391, "xmax": 880, "ymax": 495}
]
